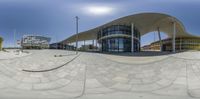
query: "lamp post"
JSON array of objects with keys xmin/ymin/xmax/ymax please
[
  {"xmin": 14, "ymin": 29, "xmax": 16, "ymax": 49},
  {"xmin": 75, "ymin": 16, "xmax": 79, "ymax": 55}
]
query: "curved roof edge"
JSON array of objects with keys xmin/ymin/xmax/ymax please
[{"xmin": 62, "ymin": 12, "xmax": 199, "ymax": 44}]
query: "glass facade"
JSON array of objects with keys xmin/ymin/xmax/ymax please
[{"xmin": 98, "ymin": 25, "xmax": 140, "ymax": 52}]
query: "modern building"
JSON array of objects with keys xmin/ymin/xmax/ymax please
[
  {"xmin": 21, "ymin": 35, "xmax": 51, "ymax": 49},
  {"xmin": 60, "ymin": 13, "xmax": 200, "ymax": 52}
]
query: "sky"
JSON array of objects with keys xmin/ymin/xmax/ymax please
[{"xmin": 0, "ymin": 0, "xmax": 200, "ymax": 47}]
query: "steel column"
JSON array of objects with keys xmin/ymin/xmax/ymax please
[
  {"xmin": 96, "ymin": 40, "xmax": 98, "ymax": 51},
  {"xmin": 157, "ymin": 27, "xmax": 163, "ymax": 51},
  {"xmin": 84, "ymin": 40, "xmax": 86, "ymax": 51},
  {"xmin": 173, "ymin": 21, "xmax": 176, "ymax": 53},
  {"xmin": 131, "ymin": 23, "xmax": 134, "ymax": 53},
  {"xmin": 101, "ymin": 29, "xmax": 103, "ymax": 52},
  {"xmin": 180, "ymin": 38, "xmax": 182, "ymax": 51}
]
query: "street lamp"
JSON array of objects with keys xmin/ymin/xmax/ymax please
[
  {"xmin": 75, "ymin": 16, "xmax": 79, "ymax": 55},
  {"xmin": 14, "ymin": 29, "xmax": 16, "ymax": 49}
]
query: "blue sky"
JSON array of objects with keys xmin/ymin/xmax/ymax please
[{"xmin": 0, "ymin": 0, "xmax": 200, "ymax": 47}]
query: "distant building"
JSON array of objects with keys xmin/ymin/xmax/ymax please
[{"xmin": 21, "ymin": 35, "xmax": 51, "ymax": 49}]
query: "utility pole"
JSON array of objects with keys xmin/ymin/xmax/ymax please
[
  {"xmin": 75, "ymin": 16, "xmax": 79, "ymax": 55},
  {"xmin": 14, "ymin": 29, "xmax": 16, "ymax": 49}
]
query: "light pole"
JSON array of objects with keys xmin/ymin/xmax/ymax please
[
  {"xmin": 75, "ymin": 16, "xmax": 79, "ymax": 55},
  {"xmin": 14, "ymin": 29, "xmax": 16, "ymax": 49},
  {"xmin": 56, "ymin": 36, "xmax": 58, "ymax": 50}
]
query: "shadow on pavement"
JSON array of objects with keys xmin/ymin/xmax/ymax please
[{"xmin": 99, "ymin": 51, "xmax": 184, "ymax": 57}]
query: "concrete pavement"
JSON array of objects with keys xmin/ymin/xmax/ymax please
[{"xmin": 0, "ymin": 50, "xmax": 199, "ymax": 99}]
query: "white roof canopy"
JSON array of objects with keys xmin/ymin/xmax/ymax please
[{"xmin": 62, "ymin": 13, "xmax": 199, "ymax": 44}]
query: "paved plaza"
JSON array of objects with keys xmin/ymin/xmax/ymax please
[{"xmin": 0, "ymin": 50, "xmax": 200, "ymax": 99}]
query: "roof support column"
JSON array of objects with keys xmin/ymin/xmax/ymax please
[
  {"xmin": 95, "ymin": 40, "xmax": 97, "ymax": 51},
  {"xmin": 84, "ymin": 40, "xmax": 86, "ymax": 51},
  {"xmin": 131, "ymin": 23, "xmax": 135, "ymax": 53},
  {"xmin": 172, "ymin": 21, "xmax": 176, "ymax": 53},
  {"xmin": 63, "ymin": 42, "xmax": 65, "ymax": 50},
  {"xmin": 138, "ymin": 38, "xmax": 140, "ymax": 51},
  {"xmin": 180, "ymin": 37, "xmax": 182, "ymax": 51},
  {"xmin": 157, "ymin": 27, "xmax": 163, "ymax": 51},
  {"xmin": 101, "ymin": 29, "xmax": 103, "ymax": 52},
  {"xmin": 92, "ymin": 40, "xmax": 94, "ymax": 50}
]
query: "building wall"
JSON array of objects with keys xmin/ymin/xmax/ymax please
[{"xmin": 21, "ymin": 35, "xmax": 51, "ymax": 49}]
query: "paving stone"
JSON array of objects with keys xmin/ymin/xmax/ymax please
[
  {"xmin": 156, "ymin": 78, "xmax": 172, "ymax": 87},
  {"xmin": 22, "ymin": 77, "xmax": 41, "ymax": 83},
  {"xmin": 55, "ymin": 79, "xmax": 71, "ymax": 86},
  {"xmin": 16, "ymin": 83, "xmax": 33, "ymax": 90},
  {"xmin": 112, "ymin": 77, "xmax": 129, "ymax": 83},
  {"xmin": 131, "ymin": 83, "xmax": 161, "ymax": 92},
  {"xmin": 70, "ymin": 71, "xmax": 78, "ymax": 77},
  {"xmin": 111, "ymin": 83, "xmax": 132, "ymax": 91},
  {"xmin": 33, "ymin": 82, "xmax": 60, "ymax": 90},
  {"xmin": 86, "ymin": 79, "xmax": 103, "ymax": 89},
  {"xmin": 129, "ymin": 79, "xmax": 142, "ymax": 84},
  {"xmin": 56, "ymin": 71, "xmax": 69, "ymax": 78}
]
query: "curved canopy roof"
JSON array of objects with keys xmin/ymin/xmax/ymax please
[{"xmin": 62, "ymin": 13, "xmax": 199, "ymax": 44}]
